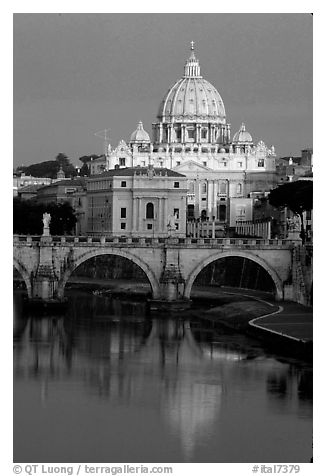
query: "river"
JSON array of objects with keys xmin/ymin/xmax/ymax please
[{"xmin": 13, "ymin": 290, "xmax": 312, "ymax": 463}]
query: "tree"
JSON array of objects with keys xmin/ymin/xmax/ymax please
[
  {"xmin": 47, "ymin": 202, "xmax": 77, "ymax": 235},
  {"xmin": 55, "ymin": 153, "xmax": 77, "ymax": 178},
  {"xmin": 55, "ymin": 153, "xmax": 70, "ymax": 167},
  {"xmin": 268, "ymin": 180, "xmax": 313, "ymax": 243},
  {"xmin": 19, "ymin": 160, "xmax": 59, "ymax": 179},
  {"xmin": 13, "ymin": 198, "xmax": 44, "ymax": 234},
  {"xmin": 13, "ymin": 198, "xmax": 77, "ymax": 235},
  {"xmin": 17, "ymin": 154, "xmax": 77, "ymax": 179}
]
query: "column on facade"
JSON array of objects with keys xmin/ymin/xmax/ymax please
[
  {"xmin": 195, "ymin": 124, "xmax": 200, "ymax": 144},
  {"xmin": 137, "ymin": 198, "xmax": 141, "ymax": 232},
  {"xmin": 132, "ymin": 197, "xmax": 137, "ymax": 232},
  {"xmin": 210, "ymin": 124, "xmax": 215, "ymax": 144},
  {"xmin": 159, "ymin": 123, "xmax": 163, "ymax": 143},
  {"xmin": 207, "ymin": 180, "xmax": 213, "ymax": 218},
  {"xmin": 227, "ymin": 124, "xmax": 231, "ymax": 143},
  {"xmin": 212, "ymin": 214, "xmax": 216, "ymax": 239},
  {"xmin": 212, "ymin": 181, "xmax": 218, "ymax": 219},
  {"xmin": 194, "ymin": 180, "xmax": 199, "ymax": 219},
  {"xmin": 180, "ymin": 196, "xmax": 185, "ymax": 234},
  {"xmin": 167, "ymin": 124, "xmax": 171, "ymax": 144},
  {"xmin": 181, "ymin": 124, "xmax": 185, "ymax": 144},
  {"xmin": 164, "ymin": 198, "xmax": 168, "ymax": 233},
  {"xmin": 157, "ymin": 198, "xmax": 162, "ymax": 233}
]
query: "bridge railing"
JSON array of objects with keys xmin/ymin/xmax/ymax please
[{"xmin": 13, "ymin": 234, "xmax": 301, "ymax": 248}]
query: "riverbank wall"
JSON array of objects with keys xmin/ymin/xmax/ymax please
[{"xmin": 196, "ymin": 298, "xmax": 312, "ymax": 361}]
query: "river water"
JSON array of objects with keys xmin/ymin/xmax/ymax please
[{"xmin": 13, "ymin": 290, "xmax": 312, "ymax": 463}]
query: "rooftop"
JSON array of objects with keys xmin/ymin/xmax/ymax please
[
  {"xmin": 89, "ymin": 167, "xmax": 186, "ymax": 178},
  {"xmin": 39, "ymin": 177, "xmax": 87, "ymax": 190},
  {"xmin": 17, "ymin": 184, "xmax": 44, "ymax": 193}
]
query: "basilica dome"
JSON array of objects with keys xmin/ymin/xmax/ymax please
[
  {"xmin": 130, "ymin": 121, "xmax": 151, "ymax": 144},
  {"xmin": 157, "ymin": 44, "xmax": 226, "ymax": 123}
]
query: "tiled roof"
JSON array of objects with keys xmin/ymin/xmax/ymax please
[
  {"xmin": 89, "ymin": 167, "xmax": 186, "ymax": 178},
  {"xmin": 18, "ymin": 184, "xmax": 44, "ymax": 193},
  {"xmin": 40, "ymin": 177, "xmax": 87, "ymax": 190}
]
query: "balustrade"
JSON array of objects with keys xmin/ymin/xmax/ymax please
[{"xmin": 13, "ymin": 234, "xmax": 294, "ymax": 248}]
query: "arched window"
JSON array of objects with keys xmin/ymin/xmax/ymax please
[
  {"xmin": 237, "ymin": 183, "xmax": 242, "ymax": 194},
  {"xmin": 201, "ymin": 182, "xmax": 207, "ymax": 194},
  {"xmin": 146, "ymin": 202, "xmax": 154, "ymax": 219}
]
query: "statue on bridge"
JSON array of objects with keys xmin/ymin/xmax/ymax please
[
  {"xmin": 42, "ymin": 212, "xmax": 51, "ymax": 236},
  {"xmin": 167, "ymin": 213, "xmax": 177, "ymax": 235}
]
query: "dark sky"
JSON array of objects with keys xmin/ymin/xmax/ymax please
[{"xmin": 13, "ymin": 13, "xmax": 313, "ymax": 167}]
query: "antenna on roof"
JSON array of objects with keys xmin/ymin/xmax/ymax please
[{"xmin": 94, "ymin": 129, "xmax": 111, "ymax": 157}]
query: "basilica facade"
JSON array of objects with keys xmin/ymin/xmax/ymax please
[{"xmin": 88, "ymin": 43, "xmax": 277, "ymax": 225}]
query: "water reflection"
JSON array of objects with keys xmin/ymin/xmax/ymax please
[{"xmin": 14, "ymin": 292, "xmax": 312, "ymax": 463}]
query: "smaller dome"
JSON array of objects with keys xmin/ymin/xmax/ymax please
[
  {"xmin": 232, "ymin": 123, "xmax": 253, "ymax": 144},
  {"xmin": 57, "ymin": 166, "xmax": 65, "ymax": 179},
  {"xmin": 130, "ymin": 121, "xmax": 150, "ymax": 144},
  {"xmin": 219, "ymin": 147, "xmax": 226, "ymax": 153}
]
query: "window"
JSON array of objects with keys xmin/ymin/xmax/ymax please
[
  {"xmin": 219, "ymin": 204, "xmax": 226, "ymax": 221},
  {"xmin": 220, "ymin": 182, "xmax": 227, "ymax": 194},
  {"xmin": 174, "ymin": 182, "xmax": 180, "ymax": 188},
  {"xmin": 187, "ymin": 129, "xmax": 195, "ymax": 139},
  {"xmin": 176, "ymin": 161, "xmax": 181, "ymax": 166},
  {"xmin": 119, "ymin": 158, "xmax": 126, "ymax": 167},
  {"xmin": 236, "ymin": 206, "xmax": 246, "ymax": 219},
  {"xmin": 120, "ymin": 208, "xmax": 126, "ymax": 218},
  {"xmin": 121, "ymin": 181, "xmax": 126, "ymax": 187},
  {"xmin": 147, "ymin": 223, "xmax": 153, "ymax": 230},
  {"xmin": 173, "ymin": 208, "xmax": 179, "ymax": 219},
  {"xmin": 201, "ymin": 129, "xmax": 207, "ymax": 139},
  {"xmin": 187, "ymin": 204, "xmax": 194, "ymax": 219},
  {"xmin": 203, "ymin": 161, "xmax": 207, "ymax": 167},
  {"xmin": 141, "ymin": 161, "xmax": 146, "ymax": 167},
  {"xmin": 201, "ymin": 182, "xmax": 207, "ymax": 194},
  {"xmin": 237, "ymin": 183, "xmax": 242, "ymax": 194},
  {"xmin": 175, "ymin": 223, "xmax": 179, "ymax": 230},
  {"xmin": 146, "ymin": 202, "xmax": 154, "ymax": 219},
  {"xmin": 258, "ymin": 159, "xmax": 265, "ymax": 167},
  {"xmin": 121, "ymin": 223, "xmax": 126, "ymax": 230},
  {"xmin": 238, "ymin": 162, "xmax": 243, "ymax": 167}
]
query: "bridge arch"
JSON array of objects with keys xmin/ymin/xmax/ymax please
[
  {"xmin": 184, "ymin": 250, "xmax": 284, "ymax": 300},
  {"xmin": 13, "ymin": 257, "xmax": 32, "ymax": 298},
  {"xmin": 58, "ymin": 248, "xmax": 161, "ymax": 299}
]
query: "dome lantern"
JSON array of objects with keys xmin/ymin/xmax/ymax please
[{"xmin": 183, "ymin": 41, "xmax": 202, "ymax": 78}]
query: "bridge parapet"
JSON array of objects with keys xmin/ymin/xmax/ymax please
[{"xmin": 13, "ymin": 235, "xmax": 298, "ymax": 249}]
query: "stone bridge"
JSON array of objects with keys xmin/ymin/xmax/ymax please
[{"xmin": 13, "ymin": 235, "xmax": 312, "ymax": 306}]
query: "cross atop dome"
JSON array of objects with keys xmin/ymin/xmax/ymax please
[{"xmin": 190, "ymin": 40, "xmax": 195, "ymax": 50}]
